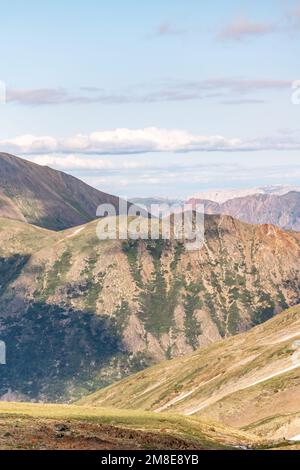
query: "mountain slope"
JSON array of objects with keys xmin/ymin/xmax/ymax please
[
  {"xmin": 0, "ymin": 152, "xmax": 128, "ymax": 230},
  {"xmin": 79, "ymin": 305, "xmax": 300, "ymax": 441},
  {"xmin": 1, "ymin": 214, "xmax": 300, "ymax": 401},
  {"xmin": 189, "ymin": 191, "xmax": 300, "ymax": 231}
]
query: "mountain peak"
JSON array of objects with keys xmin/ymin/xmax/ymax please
[{"xmin": 0, "ymin": 152, "xmax": 126, "ymax": 230}]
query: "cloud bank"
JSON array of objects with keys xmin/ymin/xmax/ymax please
[{"xmin": 2, "ymin": 127, "xmax": 300, "ymax": 157}]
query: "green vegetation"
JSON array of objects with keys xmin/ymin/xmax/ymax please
[
  {"xmin": 0, "ymin": 254, "xmax": 30, "ymax": 296},
  {"xmin": 0, "ymin": 301, "xmax": 122, "ymax": 402},
  {"xmin": 183, "ymin": 282, "xmax": 203, "ymax": 349},
  {"xmin": 204, "ymin": 292, "xmax": 226, "ymax": 337},
  {"xmin": 227, "ymin": 301, "xmax": 241, "ymax": 335},
  {"xmin": 42, "ymin": 250, "xmax": 72, "ymax": 297},
  {"xmin": 122, "ymin": 240, "xmax": 143, "ymax": 287},
  {"xmin": 137, "ymin": 241, "xmax": 185, "ymax": 341},
  {"xmin": 81, "ymin": 254, "xmax": 105, "ymax": 312},
  {"xmin": 170, "ymin": 241, "xmax": 185, "ymax": 271},
  {"xmin": 113, "ymin": 300, "xmax": 131, "ymax": 330},
  {"xmin": 252, "ymin": 292, "xmax": 275, "ymax": 325},
  {"xmin": 123, "ymin": 239, "xmax": 187, "ymax": 342}
]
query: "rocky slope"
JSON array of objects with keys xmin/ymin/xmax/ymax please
[
  {"xmin": 189, "ymin": 191, "xmax": 300, "ymax": 231},
  {"xmin": 81, "ymin": 305, "xmax": 300, "ymax": 443},
  {"xmin": 0, "ymin": 214, "xmax": 300, "ymax": 402},
  {"xmin": 0, "ymin": 152, "xmax": 130, "ymax": 230}
]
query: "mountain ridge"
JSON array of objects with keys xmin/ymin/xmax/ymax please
[{"xmin": 0, "ymin": 152, "xmax": 131, "ymax": 230}]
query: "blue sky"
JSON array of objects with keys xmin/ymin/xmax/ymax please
[{"xmin": 0, "ymin": 0, "xmax": 300, "ymax": 197}]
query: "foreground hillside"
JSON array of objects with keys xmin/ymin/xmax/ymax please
[
  {"xmin": 1, "ymin": 214, "xmax": 300, "ymax": 401},
  {"xmin": 0, "ymin": 152, "xmax": 127, "ymax": 230},
  {"xmin": 0, "ymin": 402, "xmax": 259, "ymax": 450},
  {"xmin": 80, "ymin": 305, "xmax": 300, "ymax": 442}
]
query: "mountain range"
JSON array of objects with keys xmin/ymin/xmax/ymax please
[
  {"xmin": 0, "ymin": 152, "xmax": 299, "ymax": 447},
  {"xmin": 189, "ymin": 191, "xmax": 300, "ymax": 232},
  {"xmin": 191, "ymin": 185, "xmax": 300, "ymax": 204},
  {"xmin": 1, "ymin": 152, "xmax": 299, "ymax": 232},
  {"xmin": 132, "ymin": 187, "xmax": 300, "ymax": 232},
  {"xmin": 1, "ymin": 211, "xmax": 300, "ymax": 402}
]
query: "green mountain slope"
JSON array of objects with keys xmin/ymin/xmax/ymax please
[{"xmin": 1, "ymin": 214, "xmax": 300, "ymax": 402}]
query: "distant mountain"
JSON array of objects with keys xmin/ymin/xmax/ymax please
[
  {"xmin": 189, "ymin": 191, "xmax": 300, "ymax": 231},
  {"xmin": 130, "ymin": 197, "xmax": 183, "ymax": 206},
  {"xmin": 191, "ymin": 185, "xmax": 300, "ymax": 204},
  {"xmin": 81, "ymin": 304, "xmax": 300, "ymax": 443},
  {"xmin": 130, "ymin": 197, "xmax": 184, "ymax": 217},
  {"xmin": 0, "ymin": 153, "xmax": 132, "ymax": 230},
  {"xmin": 131, "ymin": 188, "xmax": 300, "ymax": 232},
  {"xmin": 1, "ymin": 214, "xmax": 300, "ymax": 401}
]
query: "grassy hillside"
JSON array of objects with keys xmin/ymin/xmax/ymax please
[
  {"xmin": 0, "ymin": 402, "xmax": 259, "ymax": 450},
  {"xmin": 79, "ymin": 305, "xmax": 300, "ymax": 442}
]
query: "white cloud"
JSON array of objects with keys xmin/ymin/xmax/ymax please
[
  {"xmin": 1, "ymin": 128, "xmax": 243, "ymax": 155},
  {"xmin": 28, "ymin": 154, "xmax": 151, "ymax": 170},
  {"xmin": 2, "ymin": 127, "xmax": 300, "ymax": 158},
  {"xmin": 2, "ymin": 134, "xmax": 58, "ymax": 153}
]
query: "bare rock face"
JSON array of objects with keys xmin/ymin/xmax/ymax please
[
  {"xmin": 0, "ymin": 152, "xmax": 129, "ymax": 230},
  {"xmin": 0, "ymin": 213, "xmax": 300, "ymax": 402},
  {"xmin": 188, "ymin": 191, "xmax": 300, "ymax": 231}
]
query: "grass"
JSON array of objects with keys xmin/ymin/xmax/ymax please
[
  {"xmin": 0, "ymin": 402, "xmax": 259, "ymax": 450},
  {"xmin": 42, "ymin": 250, "xmax": 72, "ymax": 297}
]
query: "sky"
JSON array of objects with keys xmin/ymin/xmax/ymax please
[{"xmin": 0, "ymin": 0, "xmax": 300, "ymax": 198}]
